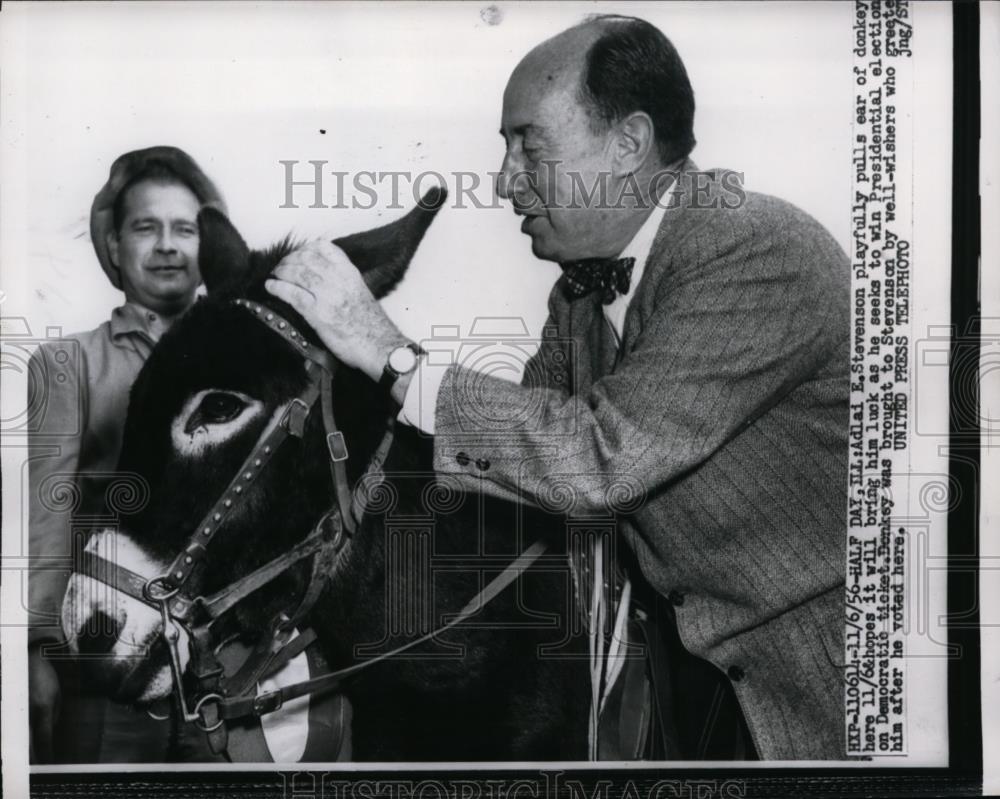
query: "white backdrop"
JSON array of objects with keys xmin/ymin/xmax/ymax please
[
  {"xmin": 2, "ymin": 0, "xmax": 960, "ymax": 781},
  {"xmin": 3, "ymin": 1, "xmax": 852, "ymax": 345}
]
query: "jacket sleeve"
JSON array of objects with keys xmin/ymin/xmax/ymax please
[
  {"xmin": 431, "ymin": 204, "xmax": 848, "ymax": 515},
  {"xmin": 28, "ymin": 342, "xmax": 87, "ymax": 646}
]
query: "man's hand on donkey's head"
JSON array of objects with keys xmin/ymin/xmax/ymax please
[{"xmin": 266, "ymin": 240, "xmax": 409, "ymax": 382}]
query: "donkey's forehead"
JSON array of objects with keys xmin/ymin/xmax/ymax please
[{"xmin": 146, "ymin": 299, "xmax": 311, "ymax": 401}]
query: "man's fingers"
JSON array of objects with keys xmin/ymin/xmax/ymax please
[
  {"xmin": 304, "ymin": 238, "xmax": 350, "ymax": 265},
  {"xmin": 270, "ymin": 256, "xmax": 318, "ymax": 288},
  {"xmin": 265, "ymin": 277, "xmax": 316, "ymax": 310},
  {"xmin": 273, "ymin": 240, "xmax": 354, "ymax": 278}
]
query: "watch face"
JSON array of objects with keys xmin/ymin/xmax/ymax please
[{"xmin": 388, "ymin": 345, "xmax": 418, "ymax": 374}]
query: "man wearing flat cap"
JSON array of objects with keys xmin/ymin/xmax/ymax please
[{"xmin": 28, "ymin": 146, "xmax": 225, "ymax": 763}]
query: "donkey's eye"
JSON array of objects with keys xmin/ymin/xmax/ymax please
[
  {"xmin": 199, "ymin": 392, "xmax": 246, "ymax": 424},
  {"xmin": 174, "ymin": 389, "xmax": 265, "ymax": 455}
]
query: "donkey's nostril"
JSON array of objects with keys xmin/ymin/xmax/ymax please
[{"xmin": 76, "ymin": 611, "xmax": 122, "ymax": 656}]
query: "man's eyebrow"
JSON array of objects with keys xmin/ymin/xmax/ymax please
[
  {"xmin": 499, "ymin": 124, "xmax": 545, "ymax": 138},
  {"xmin": 128, "ymin": 216, "xmax": 197, "ymax": 227}
]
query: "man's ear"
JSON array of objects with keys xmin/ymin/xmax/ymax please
[
  {"xmin": 613, "ymin": 111, "xmax": 656, "ymax": 176},
  {"xmin": 105, "ymin": 231, "xmax": 120, "ymax": 268},
  {"xmin": 198, "ymin": 206, "xmax": 251, "ymax": 293},
  {"xmin": 334, "ymin": 187, "xmax": 447, "ymax": 299}
]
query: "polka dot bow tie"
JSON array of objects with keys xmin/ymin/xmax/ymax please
[{"xmin": 558, "ymin": 257, "xmax": 636, "ymax": 304}]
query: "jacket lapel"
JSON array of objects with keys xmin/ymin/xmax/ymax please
[{"xmin": 566, "ymin": 293, "xmax": 603, "ymax": 393}]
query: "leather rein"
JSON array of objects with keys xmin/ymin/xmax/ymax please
[{"xmin": 79, "ymin": 298, "xmax": 547, "ymax": 747}]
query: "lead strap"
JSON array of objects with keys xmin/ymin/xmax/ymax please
[{"xmin": 214, "ymin": 539, "xmax": 550, "ymax": 722}]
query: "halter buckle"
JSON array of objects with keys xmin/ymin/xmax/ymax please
[
  {"xmin": 252, "ymin": 691, "xmax": 284, "ymax": 716},
  {"xmin": 282, "ymin": 399, "xmax": 310, "ymax": 438},
  {"xmin": 326, "ymin": 431, "xmax": 349, "ymax": 462}
]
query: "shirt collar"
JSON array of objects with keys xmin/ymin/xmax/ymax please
[
  {"xmin": 613, "ymin": 179, "xmax": 677, "ymax": 305},
  {"xmin": 620, "ymin": 201, "xmax": 667, "ymax": 267},
  {"xmin": 110, "ymin": 301, "xmax": 167, "ymax": 342},
  {"xmin": 600, "ymin": 178, "xmax": 680, "ymax": 338}
]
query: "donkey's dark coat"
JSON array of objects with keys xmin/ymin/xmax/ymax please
[{"xmin": 107, "ymin": 193, "xmax": 589, "ymax": 761}]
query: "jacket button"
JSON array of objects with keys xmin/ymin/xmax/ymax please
[
  {"xmin": 727, "ymin": 665, "xmax": 745, "ymax": 682},
  {"xmin": 667, "ymin": 590, "xmax": 685, "ymax": 607},
  {"xmin": 455, "ymin": 452, "xmax": 470, "ymax": 466},
  {"xmin": 476, "ymin": 458, "xmax": 490, "ymax": 471}
]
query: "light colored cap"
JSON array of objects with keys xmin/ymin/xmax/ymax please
[{"xmin": 90, "ymin": 145, "xmax": 227, "ymax": 289}]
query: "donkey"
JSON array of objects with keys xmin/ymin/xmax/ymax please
[{"xmin": 61, "ymin": 190, "xmax": 589, "ymax": 761}]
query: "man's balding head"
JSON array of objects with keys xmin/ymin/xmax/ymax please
[
  {"xmin": 511, "ymin": 17, "xmax": 695, "ymax": 168},
  {"xmin": 497, "ymin": 16, "xmax": 695, "ymax": 263},
  {"xmin": 507, "ymin": 22, "xmax": 602, "ymax": 100}
]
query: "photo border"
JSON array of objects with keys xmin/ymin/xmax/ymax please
[{"xmin": 15, "ymin": 2, "xmax": 985, "ymax": 796}]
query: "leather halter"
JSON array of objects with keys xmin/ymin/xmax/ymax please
[
  {"xmin": 78, "ymin": 296, "xmax": 549, "ymax": 746},
  {"xmin": 80, "ymin": 298, "xmax": 356, "ymax": 731}
]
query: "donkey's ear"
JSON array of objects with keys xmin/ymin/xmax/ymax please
[
  {"xmin": 334, "ymin": 187, "xmax": 447, "ymax": 299},
  {"xmin": 198, "ymin": 206, "xmax": 251, "ymax": 293}
]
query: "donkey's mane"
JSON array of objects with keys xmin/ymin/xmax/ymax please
[{"xmin": 247, "ymin": 236, "xmax": 300, "ymax": 286}]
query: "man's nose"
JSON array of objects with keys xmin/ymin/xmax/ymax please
[
  {"xmin": 496, "ymin": 151, "xmax": 529, "ymax": 201},
  {"xmin": 155, "ymin": 229, "xmax": 177, "ymax": 253}
]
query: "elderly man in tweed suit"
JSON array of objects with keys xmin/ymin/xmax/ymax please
[{"xmin": 269, "ymin": 15, "xmax": 849, "ymax": 760}]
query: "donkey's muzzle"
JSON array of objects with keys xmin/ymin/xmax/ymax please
[
  {"xmin": 75, "ymin": 611, "xmax": 122, "ymax": 658},
  {"xmin": 72, "ymin": 610, "xmax": 132, "ymax": 698}
]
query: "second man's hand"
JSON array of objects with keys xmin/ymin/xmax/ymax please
[{"xmin": 265, "ymin": 240, "xmax": 413, "ymax": 393}]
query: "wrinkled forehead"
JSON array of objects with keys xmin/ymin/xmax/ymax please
[
  {"xmin": 502, "ymin": 42, "xmax": 594, "ymax": 135},
  {"xmin": 504, "ymin": 24, "xmax": 602, "ymax": 105}
]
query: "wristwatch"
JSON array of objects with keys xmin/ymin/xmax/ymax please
[{"xmin": 379, "ymin": 342, "xmax": 423, "ymax": 396}]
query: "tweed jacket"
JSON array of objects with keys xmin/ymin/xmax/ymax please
[{"xmin": 431, "ymin": 165, "xmax": 850, "ymax": 760}]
